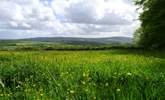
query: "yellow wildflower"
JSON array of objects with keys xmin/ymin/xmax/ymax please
[
  {"xmin": 70, "ymin": 90, "xmax": 75, "ymax": 94},
  {"xmin": 116, "ymin": 88, "xmax": 121, "ymax": 92}
]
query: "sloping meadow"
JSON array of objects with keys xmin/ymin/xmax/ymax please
[{"xmin": 0, "ymin": 50, "xmax": 164, "ymax": 100}]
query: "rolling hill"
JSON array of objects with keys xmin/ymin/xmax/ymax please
[
  {"xmin": 21, "ymin": 36, "xmax": 133, "ymax": 45},
  {"xmin": 0, "ymin": 37, "xmax": 133, "ymax": 50}
]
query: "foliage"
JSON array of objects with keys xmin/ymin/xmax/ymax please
[
  {"xmin": 134, "ymin": 0, "xmax": 165, "ymax": 48},
  {"xmin": 0, "ymin": 50, "xmax": 164, "ymax": 99},
  {"xmin": 133, "ymin": 27, "xmax": 143, "ymax": 46}
]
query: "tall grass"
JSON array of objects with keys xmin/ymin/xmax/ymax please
[{"xmin": 0, "ymin": 50, "xmax": 164, "ymax": 100}]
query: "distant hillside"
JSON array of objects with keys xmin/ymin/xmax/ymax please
[
  {"xmin": 21, "ymin": 37, "xmax": 133, "ymax": 45},
  {"xmin": 0, "ymin": 37, "xmax": 133, "ymax": 51}
]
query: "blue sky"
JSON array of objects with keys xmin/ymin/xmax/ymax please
[{"xmin": 0, "ymin": 0, "xmax": 140, "ymax": 39}]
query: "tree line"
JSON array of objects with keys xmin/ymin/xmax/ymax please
[{"xmin": 134, "ymin": 0, "xmax": 165, "ymax": 49}]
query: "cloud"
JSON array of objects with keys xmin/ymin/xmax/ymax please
[
  {"xmin": 52, "ymin": 0, "xmax": 137, "ymax": 24},
  {"xmin": 10, "ymin": 21, "xmax": 18, "ymax": 28},
  {"xmin": 0, "ymin": 0, "xmax": 139, "ymax": 39}
]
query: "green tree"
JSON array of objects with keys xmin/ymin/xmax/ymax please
[
  {"xmin": 134, "ymin": 0, "xmax": 165, "ymax": 48},
  {"xmin": 133, "ymin": 27, "xmax": 142, "ymax": 46}
]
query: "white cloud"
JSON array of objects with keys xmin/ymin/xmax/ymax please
[
  {"xmin": 21, "ymin": 22, "xmax": 31, "ymax": 28},
  {"xmin": 0, "ymin": 0, "xmax": 139, "ymax": 39},
  {"xmin": 10, "ymin": 21, "xmax": 18, "ymax": 28},
  {"xmin": 52, "ymin": 0, "xmax": 137, "ymax": 24}
]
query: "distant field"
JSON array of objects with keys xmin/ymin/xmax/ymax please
[
  {"xmin": 0, "ymin": 50, "xmax": 165, "ymax": 100},
  {"xmin": 0, "ymin": 37, "xmax": 132, "ymax": 51}
]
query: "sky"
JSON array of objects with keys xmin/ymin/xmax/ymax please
[{"xmin": 0, "ymin": 0, "xmax": 140, "ymax": 39}]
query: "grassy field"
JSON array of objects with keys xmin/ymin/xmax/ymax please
[{"xmin": 0, "ymin": 49, "xmax": 164, "ymax": 100}]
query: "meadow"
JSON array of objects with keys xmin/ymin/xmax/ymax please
[{"xmin": 0, "ymin": 49, "xmax": 164, "ymax": 100}]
